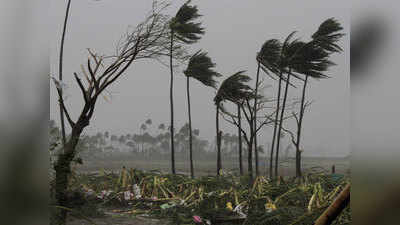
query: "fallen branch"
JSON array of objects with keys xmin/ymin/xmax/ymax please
[{"xmin": 313, "ymin": 183, "xmax": 350, "ymax": 225}]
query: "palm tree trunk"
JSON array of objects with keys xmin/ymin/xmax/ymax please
[
  {"xmin": 186, "ymin": 76, "xmax": 194, "ymax": 178},
  {"xmin": 247, "ymin": 135, "xmax": 253, "ymax": 183},
  {"xmin": 58, "ymin": 0, "xmax": 72, "ymax": 150},
  {"xmin": 269, "ymin": 71, "xmax": 283, "ymax": 179},
  {"xmin": 51, "ymin": 1, "xmax": 72, "ymax": 224},
  {"xmin": 253, "ymin": 62, "xmax": 261, "ymax": 177},
  {"xmin": 237, "ymin": 104, "xmax": 243, "ymax": 175},
  {"xmin": 248, "ymin": 109, "xmax": 254, "ymax": 182},
  {"xmin": 296, "ymin": 75, "xmax": 308, "ymax": 177},
  {"xmin": 216, "ymin": 104, "xmax": 222, "ymax": 175},
  {"xmin": 169, "ymin": 30, "xmax": 176, "ymax": 174},
  {"xmin": 275, "ymin": 72, "xmax": 291, "ymax": 178}
]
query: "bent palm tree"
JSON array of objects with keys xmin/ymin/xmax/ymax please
[
  {"xmin": 258, "ymin": 34, "xmax": 307, "ymax": 178},
  {"xmin": 168, "ymin": 0, "xmax": 204, "ymax": 174},
  {"xmin": 291, "ymin": 18, "xmax": 344, "ymax": 177},
  {"xmin": 257, "ymin": 39, "xmax": 282, "ymax": 179},
  {"xmin": 214, "ymin": 71, "xmax": 253, "ymax": 176},
  {"xmin": 184, "ymin": 50, "xmax": 220, "ymax": 178},
  {"xmin": 274, "ymin": 18, "xmax": 344, "ymax": 178},
  {"xmin": 274, "ymin": 32, "xmax": 306, "ymax": 178},
  {"xmin": 254, "ymin": 39, "xmax": 281, "ymax": 177},
  {"xmin": 58, "ymin": 0, "xmax": 72, "ymax": 150}
]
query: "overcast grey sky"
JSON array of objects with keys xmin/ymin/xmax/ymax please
[{"xmin": 50, "ymin": 0, "xmax": 350, "ymax": 157}]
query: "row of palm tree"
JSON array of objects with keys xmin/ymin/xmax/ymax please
[
  {"xmin": 257, "ymin": 20, "xmax": 344, "ymax": 178},
  {"xmin": 165, "ymin": 1, "xmax": 344, "ymax": 180}
]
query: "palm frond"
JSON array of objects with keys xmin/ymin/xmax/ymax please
[
  {"xmin": 214, "ymin": 71, "xmax": 254, "ymax": 105},
  {"xmin": 289, "ymin": 40, "xmax": 336, "ymax": 79},
  {"xmin": 257, "ymin": 39, "xmax": 282, "ymax": 75},
  {"xmin": 184, "ymin": 50, "xmax": 221, "ymax": 88},
  {"xmin": 258, "ymin": 19, "xmax": 344, "ymax": 82},
  {"xmin": 312, "ymin": 18, "xmax": 345, "ymax": 53},
  {"xmin": 282, "ymin": 31, "xmax": 298, "ymax": 53},
  {"xmin": 171, "ymin": 0, "xmax": 205, "ymax": 44},
  {"xmin": 283, "ymin": 32, "xmax": 337, "ymax": 79}
]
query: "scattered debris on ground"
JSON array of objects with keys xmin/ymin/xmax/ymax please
[{"xmin": 66, "ymin": 168, "xmax": 351, "ymax": 225}]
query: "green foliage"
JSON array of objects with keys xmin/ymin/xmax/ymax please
[
  {"xmin": 257, "ymin": 39, "xmax": 282, "ymax": 75},
  {"xmin": 214, "ymin": 71, "xmax": 253, "ymax": 105},
  {"xmin": 258, "ymin": 18, "xmax": 344, "ymax": 82},
  {"xmin": 184, "ymin": 50, "xmax": 221, "ymax": 88},
  {"xmin": 312, "ymin": 18, "xmax": 345, "ymax": 53},
  {"xmin": 171, "ymin": 0, "xmax": 205, "ymax": 44},
  {"xmin": 73, "ymin": 169, "xmax": 350, "ymax": 225}
]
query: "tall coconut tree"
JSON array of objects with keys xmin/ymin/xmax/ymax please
[
  {"xmin": 183, "ymin": 50, "xmax": 220, "ymax": 178},
  {"xmin": 274, "ymin": 32, "xmax": 306, "ymax": 178},
  {"xmin": 256, "ymin": 39, "xmax": 282, "ymax": 179},
  {"xmin": 253, "ymin": 63, "xmax": 261, "ymax": 176},
  {"xmin": 257, "ymin": 35, "xmax": 305, "ymax": 178},
  {"xmin": 291, "ymin": 18, "xmax": 344, "ymax": 177},
  {"xmin": 58, "ymin": 0, "xmax": 72, "ymax": 150},
  {"xmin": 253, "ymin": 39, "xmax": 282, "ymax": 177},
  {"xmin": 214, "ymin": 71, "xmax": 253, "ymax": 176},
  {"xmin": 168, "ymin": 0, "xmax": 204, "ymax": 174}
]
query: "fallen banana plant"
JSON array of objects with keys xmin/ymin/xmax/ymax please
[{"xmin": 70, "ymin": 167, "xmax": 350, "ymax": 225}]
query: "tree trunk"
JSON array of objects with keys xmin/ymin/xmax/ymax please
[
  {"xmin": 216, "ymin": 104, "xmax": 222, "ymax": 175},
  {"xmin": 186, "ymin": 76, "xmax": 194, "ymax": 178},
  {"xmin": 275, "ymin": 72, "xmax": 291, "ymax": 178},
  {"xmin": 51, "ymin": 119, "xmax": 88, "ymax": 225},
  {"xmin": 269, "ymin": 71, "xmax": 283, "ymax": 179},
  {"xmin": 248, "ymin": 114, "xmax": 254, "ymax": 182},
  {"xmin": 254, "ymin": 134, "xmax": 259, "ymax": 176},
  {"xmin": 169, "ymin": 30, "xmax": 175, "ymax": 174},
  {"xmin": 247, "ymin": 139, "xmax": 253, "ymax": 183},
  {"xmin": 237, "ymin": 104, "xmax": 243, "ymax": 176},
  {"xmin": 296, "ymin": 75, "xmax": 308, "ymax": 177},
  {"xmin": 253, "ymin": 62, "xmax": 261, "ymax": 177},
  {"xmin": 58, "ymin": 0, "xmax": 72, "ymax": 150},
  {"xmin": 140, "ymin": 129, "xmax": 144, "ymax": 155}
]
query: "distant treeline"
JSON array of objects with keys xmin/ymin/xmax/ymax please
[{"xmin": 49, "ymin": 119, "xmax": 276, "ymax": 161}]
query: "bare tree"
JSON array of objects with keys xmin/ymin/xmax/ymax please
[
  {"xmin": 220, "ymin": 85, "xmax": 284, "ymax": 181},
  {"xmin": 221, "ymin": 87, "xmax": 297, "ymax": 181},
  {"xmin": 281, "ymin": 100, "xmax": 313, "ymax": 175},
  {"xmin": 51, "ymin": 2, "xmax": 176, "ymax": 224}
]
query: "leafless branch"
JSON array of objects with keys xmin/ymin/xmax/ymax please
[
  {"xmin": 220, "ymin": 108, "xmax": 251, "ymax": 145},
  {"xmin": 73, "ymin": 73, "xmax": 88, "ymax": 104}
]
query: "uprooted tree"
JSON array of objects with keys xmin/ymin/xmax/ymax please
[{"xmin": 50, "ymin": 2, "xmax": 186, "ymax": 224}]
